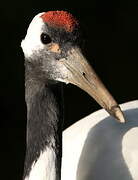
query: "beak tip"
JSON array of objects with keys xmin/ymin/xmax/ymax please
[
  {"xmin": 107, "ymin": 106, "xmax": 126, "ymax": 123},
  {"xmin": 113, "ymin": 106, "xmax": 126, "ymax": 123}
]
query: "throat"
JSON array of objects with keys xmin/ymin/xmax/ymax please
[{"xmin": 24, "ymin": 79, "xmax": 63, "ymax": 180}]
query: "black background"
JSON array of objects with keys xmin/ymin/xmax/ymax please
[{"xmin": 0, "ymin": 3, "xmax": 138, "ymax": 180}]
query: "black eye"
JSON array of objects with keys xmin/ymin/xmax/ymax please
[{"xmin": 41, "ymin": 33, "xmax": 52, "ymax": 44}]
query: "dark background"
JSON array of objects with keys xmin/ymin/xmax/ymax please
[{"xmin": 0, "ymin": 3, "xmax": 138, "ymax": 180}]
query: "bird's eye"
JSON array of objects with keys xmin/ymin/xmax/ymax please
[{"xmin": 41, "ymin": 33, "xmax": 52, "ymax": 44}]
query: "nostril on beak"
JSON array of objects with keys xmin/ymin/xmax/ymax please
[
  {"xmin": 82, "ymin": 72, "xmax": 88, "ymax": 81},
  {"xmin": 83, "ymin": 72, "xmax": 86, "ymax": 76}
]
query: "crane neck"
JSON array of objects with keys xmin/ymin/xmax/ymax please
[{"xmin": 24, "ymin": 66, "xmax": 63, "ymax": 180}]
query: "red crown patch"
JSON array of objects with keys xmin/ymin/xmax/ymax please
[{"xmin": 41, "ymin": 11, "xmax": 78, "ymax": 32}]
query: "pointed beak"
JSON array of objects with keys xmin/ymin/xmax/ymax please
[{"xmin": 60, "ymin": 47, "xmax": 125, "ymax": 123}]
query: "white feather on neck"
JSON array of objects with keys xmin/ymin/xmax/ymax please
[{"xmin": 24, "ymin": 139, "xmax": 56, "ymax": 180}]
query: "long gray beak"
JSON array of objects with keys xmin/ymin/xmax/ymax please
[{"xmin": 60, "ymin": 47, "xmax": 125, "ymax": 123}]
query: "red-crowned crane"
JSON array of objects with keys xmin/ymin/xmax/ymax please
[{"xmin": 21, "ymin": 11, "xmax": 138, "ymax": 180}]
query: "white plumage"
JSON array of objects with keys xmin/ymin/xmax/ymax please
[{"xmin": 62, "ymin": 100, "xmax": 138, "ymax": 180}]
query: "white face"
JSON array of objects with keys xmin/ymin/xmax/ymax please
[{"xmin": 21, "ymin": 13, "xmax": 45, "ymax": 58}]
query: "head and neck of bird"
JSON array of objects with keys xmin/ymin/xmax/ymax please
[{"xmin": 21, "ymin": 11, "xmax": 125, "ymax": 180}]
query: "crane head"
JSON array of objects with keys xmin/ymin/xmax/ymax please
[{"xmin": 21, "ymin": 11, "xmax": 125, "ymax": 123}]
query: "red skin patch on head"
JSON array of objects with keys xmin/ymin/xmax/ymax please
[{"xmin": 41, "ymin": 11, "xmax": 78, "ymax": 32}]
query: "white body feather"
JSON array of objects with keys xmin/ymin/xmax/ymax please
[{"xmin": 62, "ymin": 100, "xmax": 138, "ymax": 180}]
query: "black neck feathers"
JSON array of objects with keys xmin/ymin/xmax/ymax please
[{"xmin": 23, "ymin": 61, "xmax": 63, "ymax": 179}]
